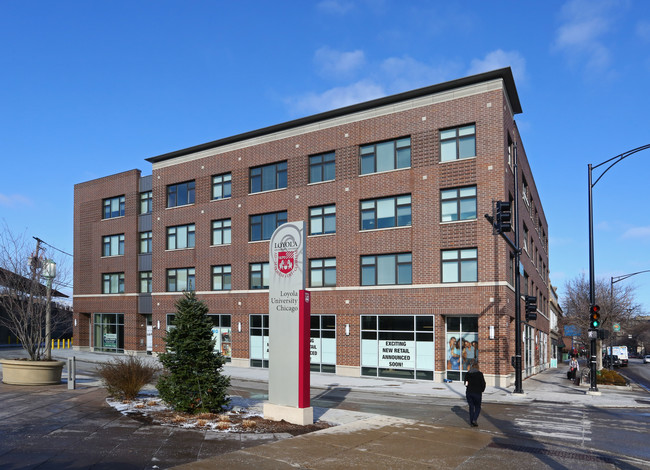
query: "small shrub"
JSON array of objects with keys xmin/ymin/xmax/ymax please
[
  {"xmin": 242, "ymin": 419, "xmax": 257, "ymax": 429},
  {"xmin": 196, "ymin": 419, "xmax": 208, "ymax": 427},
  {"xmin": 597, "ymin": 369, "xmax": 627, "ymax": 386},
  {"xmin": 218, "ymin": 414, "xmax": 231, "ymax": 423},
  {"xmin": 97, "ymin": 356, "xmax": 160, "ymax": 400},
  {"xmin": 216, "ymin": 421, "xmax": 230, "ymax": 430}
]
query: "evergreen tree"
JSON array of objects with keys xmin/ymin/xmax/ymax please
[{"xmin": 156, "ymin": 292, "xmax": 230, "ymax": 413}]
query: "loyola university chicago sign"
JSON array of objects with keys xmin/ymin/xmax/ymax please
[{"xmin": 264, "ymin": 222, "xmax": 313, "ymax": 425}]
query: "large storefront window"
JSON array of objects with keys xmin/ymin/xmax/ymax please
[
  {"xmin": 361, "ymin": 315, "xmax": 434, "ymax": 380},
  {"xmin": 310, "ymin": 315, "xmax": 336, "ymax": 373},
  {"xmin": 210, "ymin": 314, "xmax": 232, "ymax": 362},
  {"xmin": 93, "ymin": 313, "xmax": 124, "ymax": 352},
  {"xmin": 250, "ymin": 314, "xmax": 269, "ymax": 368},
  {"xmin": 445, "ymin": 316, "xmax": 478, "ymax": 381}
]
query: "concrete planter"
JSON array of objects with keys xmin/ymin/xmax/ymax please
[{"xmin": 0, "ymin": 359, "xmax": 64, "ymax": 385}]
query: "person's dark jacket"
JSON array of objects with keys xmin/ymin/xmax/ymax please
[{"xmin": 465, "ymin": 370, "xmax": 486, "ymax": 394}]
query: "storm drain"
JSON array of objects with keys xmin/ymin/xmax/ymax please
[{"xmin": 487, "ymin": 442, "xmax": 616, "ymax": 464}]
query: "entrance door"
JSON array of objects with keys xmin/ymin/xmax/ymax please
[{"xmin": 146, "ymin": 325, "xmax": 153, "ymax": 353}]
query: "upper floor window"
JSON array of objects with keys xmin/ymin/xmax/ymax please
[
  {"xmin": 522, "ymin": 177, "xmax": 530, "ymax": 207},
  {"xmin": 360, "ymin": 137, "xmax": 411, "ymax": 175},
  {"xmin": 441, "ymin": 248, "xmax": 478, "ymax": 283},
  {"xmin": 139, "ymin": 271, "xmax": 152, "ymax": 293},
  {"xmin": 309, "ymin": 204, "xmax": 336, "ymax": 235},
  {"xmin": 250, "ymin": 161, "xmax": 287, "ymax": 194},
  {"xmin": 440, "ymin": 124, "xmax": 476, "ymax": 162},
  {"xmin": 102, "ymin": 272, "xmax": 125, "ymax": 294},
  {"xmin": 102, "ymin": 234, "xmax": 124, "ymax": 257},
  {"xmin": 167, "ymin": 267, "xmax": 195, "ymax": 292},
  {"xmin": 167, "ymin": 224, "xmax": 195, "ymax": 250},
  {"xmin": 361, "ymin": 253, "xmax": 412, "ymax": 286},
  {"xmin": 249, "ymin": 262, "xmax": 270, "ymax": 289},
  {"xmin": 212, "ymin": 173, "xmax": 232, "ymax": 200},
  {"xmin": 140, "ymin": 191, "xmax": 152, "ymax": 214},
  {"xmin": 167, "ymin": 181, "xmax": 195, "ymax": 208},
  {"xmin": 360, "ymin": 195, "xmax": 411, "ymax": 230},
  {"xmin": 139, "ymin": 231, "xmax": 152, "ymax": 254},
  {"xmin": 212, "ymin": 265, "xmax": 232, "ymax": 291},
  {"xmin": 310, "ymin": 258, "xmax": 336, "ymax": 287},
  {"xmin": 250, "ymin": 211, "xmax": 287, "ymax": 241},
  {"xmin": 212, "ymin": 219, "xmax": 231, "ymax": 245},
  {"xmin": 309, "ymin": 152, "xmax": 335, "ymax": 183},
  {"xmin": 103, "ymin": 196, "xmax": 125, "ymax": 219},
  {"xmin": 440, "ymin": 186, "xmax": 477, "ymax": 222}
]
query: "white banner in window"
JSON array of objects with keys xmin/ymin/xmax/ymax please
[
  {"xmin": 310, "ymin": 337, "xmax": 320, "ymax": 363},
  {"xmin": 379, "ymin": 340, "xmax": 415, "ymax": 369}
]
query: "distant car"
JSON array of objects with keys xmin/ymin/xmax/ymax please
[
  {"xmin": 603, "ymin": 355, "xmax": 621, "ymax": 368},
  {"xmin": 644, "ymin": 355, "xmax": 650, "ymax": 364}
]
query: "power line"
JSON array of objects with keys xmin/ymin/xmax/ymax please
[{"xmin": 33, "ymin": 237, "xmax": 73, "ymax": 258}]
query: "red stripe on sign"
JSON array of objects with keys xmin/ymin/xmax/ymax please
[{"xmin": 298, "ymin": 290, "xmax": 311, "ymax": 408}]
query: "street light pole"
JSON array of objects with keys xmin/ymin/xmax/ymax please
[
  {"xmin": 609, "ymin": 270, "xmax": 650, "ymax": 364},
  {"xmin": 587, "ymin": 144, "xmax": 650, "ymax": 393}
]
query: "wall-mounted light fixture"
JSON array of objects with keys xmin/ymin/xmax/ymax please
[
  {"xmin": 345, "ymin": 324, "xmax": 350, "ymax": 336},
  {"xmin": 238, "ymin": 322, "xmax": 242, "ymax": 332},
  {"xmin": 489, "ymin": 325, "xmax": 495, "ymax": 340},
  {"xmin": 157, "ymin": 320, "xmax": 161, "ymax": 330}
]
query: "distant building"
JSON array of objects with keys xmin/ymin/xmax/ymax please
[
  {"xmin": 73, "ymin": 68, "xmax": 550, "ymax": 386},
  {"xmin": 549, "ymin": 284, "xmax": 563, "ymax": 365}
]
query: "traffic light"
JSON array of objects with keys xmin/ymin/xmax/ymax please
[
  {"xmin": 525, "ymin": 295, "xmax": 537, "ymax": 321},
  {"xmin": 589, "ymin": 305, "xmax": 601, "ymax": 329},
  {"xmin": 495, "ymin": 201, "xmax": 512, "ymax": 233}
]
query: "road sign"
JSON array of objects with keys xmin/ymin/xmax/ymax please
[{"xmin": 613, "ymin": 323, "xmax": 621, "ymax": 332}]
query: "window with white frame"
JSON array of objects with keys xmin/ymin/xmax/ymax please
[
  {"xmin": 212, "ymin": 173, "xmax": 232, "ymax": 200},
  {"xmin": 102, "ymin": 234, "xmax": 124, "ymax": 257},
  {"xmin": 440, "ymin": 124, "xmax": 476, "ymax": 162},
  {"xmin": 441, "ymin": 248, "xmax": 478, "ymax": 283},
  {"xmin": 361, "ymin": 253, "xmax": 412, "ymax": 286},
  {"xmin": 310, "ymin": 258, "xmax": 336, "ymax": 287},
  {"xmin": 309, "ymin": 205, "xmax": 336, "ymax": 235},
  {"xmin": 250, "ymin": 161, "xmax": 287, "ymax": 193},
  {"xmin": 212, "ymin": 265, "xmax": 232, "ymax": 291},
  {"xmin": 360, "ymin": 195, "xmax": 411, "ymax": 230},
  {"xmin": 360, "ymin": 137, "xmax": 411, "ymax": 175},
  {"xmin": 212, "ymin": 219, "xmax": 231, "ymax": 245},
  {"xmin": 440, "ymin": 186, "xmax": 477, "ymax": 222},
  {"xmin": 167, "ymin": 268, "xmax": 195, "ymax": 292}
]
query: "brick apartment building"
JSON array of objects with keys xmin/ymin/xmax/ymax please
[{"xmin": 73, "ymin": 68, "xmax": 550, "ymax": 386}]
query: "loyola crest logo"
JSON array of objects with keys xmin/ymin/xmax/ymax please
[{"xmin": 270, "ymin": 223, "xmax": 303, "ymax": 278}]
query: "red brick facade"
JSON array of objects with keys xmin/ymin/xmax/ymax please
[{"xmin": 73, "ymin": 69, "xmax": 550, "ymax": 385}]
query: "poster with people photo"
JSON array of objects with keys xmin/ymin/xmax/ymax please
[{"xmin": 446, "ymin": 333, "xmax": 478, "ymax": 372}]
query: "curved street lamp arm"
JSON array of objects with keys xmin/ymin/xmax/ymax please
[
  {"xmin": 611, "ymin": 269, "xmax": 650, "ymax": 285},
  {"xmin": 592, "ymin": 144, "xmax": 650, "ymax": 187}
]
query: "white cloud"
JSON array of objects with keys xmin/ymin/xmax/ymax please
[
  {"xmin": 622, "ymin": 226, "xmax": 650, "ymax": 240},
  {"xmin": 553, "ymin": 0, "xmax": 619, "ymax": 71},
  {"xmin": 467, "ymin": 50, "xmax": 527, "ymax": 84},
  {"xmin": 314, "ymin": 47, "xmax": 366, "ymax": 79},
  {"xmin": 287, "ymin": 80, "xmax": 386, "ymax": 115},
  {"xmin": 0, "ymin": 193, "xmax": 32, "ymax": 208},
  {"xmin": 380, "ymin": 56, "xmax": 460, "ymax": 92}
]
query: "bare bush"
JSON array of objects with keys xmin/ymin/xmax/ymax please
[{"xmin": 97, "ymin": 356, "xmax": 160, "ymax": 400}]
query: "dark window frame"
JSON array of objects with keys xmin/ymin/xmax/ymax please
[
  {"xmin": 440, "ymin": 124, "xmax": 476, "ymax": 162},
  {"xmin": 166, "ymin": 224, "xmax": 195, "ymax": 250},
  {"xmin": 166, "ymin": 267, "xmax": 196, "ymax": 292},
  {"xmin": 359, "ymin": 137, "xmax": 411, "ymax": 175},
  {"xmin": 249, "ymin": 262, "xmax": 270, "ymax": 289},
  {"xmin": 139, "ymin": 271, "xmax": 152, "ymax": 293},
  {"xmin": 310, "ymin": 258, "xmax": 336, "ymax": 287},
  {"xmin": 360, "ymin": 195, "xmax": 412, "ymax": 230},
  {"xmin": 103, "ymin": 196, "xmax": 125, "ymax": 219},
  {"xmin": 102, "ymin": 234, "xmax": 124, "ymax": 257},
  {"xmin": 250, "ymin": 161, "xmax": 287, "ymax": 194},
  {"xmin": 139, "ymin": 191, "xmax": 152, "ymax": 214},
  {"xmin": 212, "ymin": 173, "xmax": 232, "ymax": 200},
  {"xmin": 212, "ymin": 218, "xmax": 232, "ymax": 245},
  {"xmin": 441, "ymin": 248, "xmax": 478, "ymax": 283},
  {"xmin": 166, "ymin": 181, "xmax": 195, "ymax": 208},
  {"xmin": 309, "ymin": 204, "xmax": 336, "ymax": 235},
  {"xmin": 102, "ymin": 272, "xmax": 125, "ymax": 294},
  {"xmin": 440, "ymin": 186, "xmax": 477, "ymax": 222},
  {"xmin": 309, "ymin": 151, "xmax": 335, "ymax": 183},
  {"xmin": 212, "ymin": 265, "xmax": 232, "ymax": 291},
  {"xmin": 361, "ymin": 253, "xmax": 412, "ymax": 286},
  {"xmin": 139, "ymin": 231, "xmax": 152, "ymax": 254},
  {"xmin": 249, "ymin": 211, "xmax": 287, "ymax": 241}
]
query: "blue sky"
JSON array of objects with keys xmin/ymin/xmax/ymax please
[{"xmin": 1, "ymin": 1, "xmax": 649, "ymax": 312}]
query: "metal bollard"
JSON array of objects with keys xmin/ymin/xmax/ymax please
[{"xmin": 67, "ymin": 356, "xmax": 76, "ymax": 390}]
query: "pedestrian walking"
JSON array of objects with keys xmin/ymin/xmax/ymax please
[
  {"xmin": 569, "ymin": 356, "xmax": 579, "ymax": 381},
  {"xmin": 464, "ymin": 360, "xmax": 486, "ymax": 427}
]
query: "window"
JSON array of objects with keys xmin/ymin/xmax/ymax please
[
  {"xmin": 522, "ymin": 177, "xmax": 530, "ymax": 207},
  {"xmin": 139, "ymin": 271, "xmax": 152, "ymax": 293},
  {"xmin": 310, "ymin": 258, "xmax": 336, "ymax": 287},
  {"xmin": 167, "ymin": 224, "xmax": 195, "ymax": 250},
  {"xmin": 250, "ymin": 211, "xmax": 287, "ymax": 241},
  {"xmin": 360, "ymin": 195, "xmax": 411, "ymax": 230},
  {"xmin": 250, "ymin": 161, "xmax": 287, "ymax": 193},
  {"xmin": 212, "ymin": 219, "xmax": 231, "ymax": 245},
  {"xmin": 440, "ymin": 124, "xmax": 476, "ymax": 162},
  {"xmin": 140, "ymin": 191, "xmax": 152, "ymax": 214},
  {"xmin": 249, "ymin": 263, "xmax": 270, "ymax": 289},
  {"xmin": 309, "ymin": 205, "xmax": 336, "ymax": 235},
  {"xmin": 361, "ymin": 253, "xmax": 412, "ymax": 286},
  {"xmin": 212, "ymin": 173, "xmax": 232, "ymax": 200},
  {"xmin": 103, "ymin": 196, "xmax": 125, "ymax": 219},
  {"xmin": 441, "ymin": 248, "xmax": 478, "ymax": 283},
  {"xmin": 167, "ymin": 268, "xmax": 195, "ymax": 292},
  {"xmin": 102, "ymin": 273, "xmax": 125, "ymax": 294},
  {"xmin": 102, "ymin": 234, "xmax": 124, "ymax": 257},
  {"xmin": 167, "ymin": 181, "xmax": 195, "ymax": 208},
  {"xmin": 139, "ymin": 231, "xmax": 152, "ymax": 254},
  {"xmin": 523, "ymin": 225, "xmax": 529, "ymax": 254},
  {"xmin": 212, "ymin": 265, "xmax": 232, "ymax": 291},
  {"xmin": 440, "ymin": 186, "xmax": 477, "ymax": 222},
  {"xmin": 309, "ymin": 152, "xmax": 335, "ymax": 183},
  {"xmin": 360, "ymin": 137, "xmax": 411, "ymax": 175}
]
